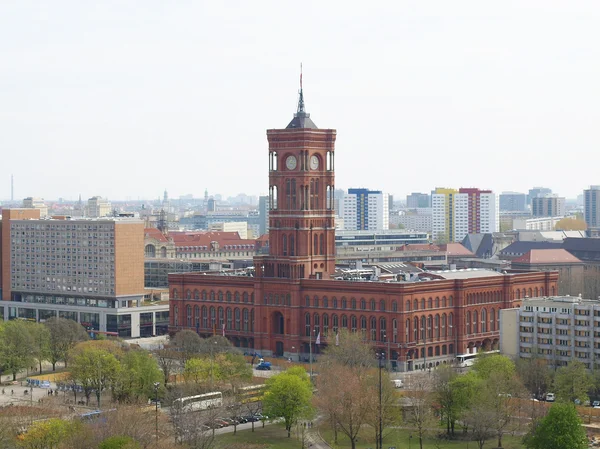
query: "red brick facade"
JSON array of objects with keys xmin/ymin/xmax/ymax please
[{"xmin": 169, "ymin": 271, "xmax": 558, "ymax": 369}]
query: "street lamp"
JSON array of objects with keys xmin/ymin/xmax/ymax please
[
  {"xmin": 153, "ymin": 382, "xmax": 160, "ymax": 442},
  {"xmin": 309, "ymin": 327, "xmax": 317, "ymax": 382},
  {"xmin": 383, "ymin": 332, "xmax": 391, "ymax": 371},
  {"xmin": 376, "ymin": 350, "xmax": 385, "ymax": 449}
]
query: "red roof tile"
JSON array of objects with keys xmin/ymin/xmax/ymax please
[
  {"xmin": 144, "ymin": 228, "xmax": 168, "ymax": 243},
  {"xmin": 513, "ymin": 249, "xmax": 582, "ymax": 265},
  {"xmin": 438, "ymin": 243, "xmax": 475, "ymax": 257}
]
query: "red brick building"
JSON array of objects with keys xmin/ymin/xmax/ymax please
[{"xmin": 169, "ymin": 86, "xmax": 558, "ymax": 370}]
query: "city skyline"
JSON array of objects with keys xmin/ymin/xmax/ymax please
[{"xmin": 2, "ymin": 2, "xmax": 600, "ymax": 200}]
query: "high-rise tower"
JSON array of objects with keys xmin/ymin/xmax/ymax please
[{"xmin": 256, "ymin": 76, "xmax": 336, "ymax": 280}]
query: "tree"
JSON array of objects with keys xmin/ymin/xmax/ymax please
[
  {"xmin": 112, "ymin": 348, "xmax": 162, "ymax": 402},
  {"xmin": 69, "ymin": 346, "xmax": 121, "ymax": 407},
  {"xmin": 433, "ymin": 364, "xmax": 459, "ymax": 435},
  {"xmin": 28, "ymin": 323, "xmax": 50, "ymax": 374},
  {"xmin": 45, "ymin": 317, "xmax": 89, "ymax": 370},
  {"xmin": 404, "ymin": 373, "xmax": 436, "ymax": 449},
  {"xmin": 0, "ymin": 320, "xmax": 35, "ymax": 380},
  {"xmin": 554, "ymin": 361, "xmax": 593, "ymax": 404},
  {"xmin": 153, "ymin": 345, "xmax": 178, "ymax": 385},
  {"xmin": 316, "ymin": 362, "xmax": 374, "ymax": 449},
  {"xmin": 555, "ymin": 217, "xmax": 587, "ymax": 231},
  {"xmin": 463, "ymin": 401, "xmax": 497, "ymax": 449},
  {"xmin": 320, "ymin": 329, "xmax": 374, "ymax": 371},
  {"xmin": 516, "ymin": 355, "xmax": 552, "ymax": 400},
  {"xmin": 98, "ymin": 436, "xmax": 140, "ymax": 449},
  {"xmin": 17, "ymin": 418, "xmax": 75, "ymax": 449},
  {"xmin": 171, "ymin": 330, "xmax": 203, "ymax": 365},
  {"xmin": 183, "ymin": 358, "xmax": 212, "ymax": 384},
  {"xmin": 218, "ymin": 352, "xmax": 252, "ymax": 391},
  {"xmin": 524, "ymin": 403, "xmax": 587, "ymax": 449},
  {"xmin": 364, "ymin": 367, "xmax": 401, "ymax": 447},
  {"xmin": 472, "ymin": 353, "xmax": 515, "ymax": 382},
  {"xmin": 263, "ymin": 367, "xmax": 313, "ymax": 437},
  {"xmin": 448, "ymin": 371, "xmax": 480, "ymax": 434}
]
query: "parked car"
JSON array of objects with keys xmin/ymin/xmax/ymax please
[
  {"xmin": 40, "ymin": 381, "xmax": 51, "ymax": 389},
  {"xmin": 593, "ymin": 401, "xmax": 600, "ymax": 408},
  {"xmin": 391, "ymin": 379, "xmax": 404, "ymax": 388},
  {"xmin": 242, "ymin": 415, "xmax": 261, "ymax": 422},
  {"xmin": 545, "ymin": 393, "xmax": 556, "ymax": 402}
]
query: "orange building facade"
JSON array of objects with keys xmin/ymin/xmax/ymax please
[{"xmin": 168, "ymin": 87, "xmax": 559, "ymax": 370}]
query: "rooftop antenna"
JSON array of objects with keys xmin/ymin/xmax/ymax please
[{"xmin": 297, "ymin": 63, "xmax": 305, "ymax": 113}]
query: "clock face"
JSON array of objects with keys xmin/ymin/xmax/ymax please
[
  {"xmin": 310, "ymin": 155, "xmax": 319, "ymax": 170},
  {"xmin": 285, "ymin": 155, "xmax": 297, "ymax": 170}
]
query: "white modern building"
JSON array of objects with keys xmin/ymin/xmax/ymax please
[
  {"xmin": 500, "ymin": 295, "xmax": 600, "ymax": 370},
  {"xmin": 341, "ymin": 188, "xmax": 389, "ymax": 232},
  {"xmin": 432, "ymin": 188, "xmax": 499, "ymax": 242},
  {"xmin": 22, "ymin": 197, "xmax": 48, "ymax": 218},
  {"xmin": 394, "ymin": 210, "xmax": 433, "ymax": 233}
]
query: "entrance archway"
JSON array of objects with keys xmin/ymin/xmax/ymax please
[
  {"xmin": 275, "ymin": 341, "xmax": 284, "ymax": 357},
  {"xmin": 272, "ymin": 311, "xmax": 284, "ymax": 335}
]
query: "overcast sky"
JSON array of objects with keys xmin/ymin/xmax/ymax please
[{"xmin": 1, "ymin": 1, "xmax": 599, "ymax": 202}]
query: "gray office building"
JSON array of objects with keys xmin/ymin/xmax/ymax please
[{"xmin": 499, "ymin": 192, "xmax": 527, "ymax": 212}]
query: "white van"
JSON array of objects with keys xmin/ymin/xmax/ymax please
[{"xmin": 391, "ymin": 379, "xmax": 404, "ymax": 388}]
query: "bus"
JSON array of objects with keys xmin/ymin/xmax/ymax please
[
  {"xmin": 79, "ymin": 409, "xmax": 116, "ymax": 423},
  {"xmin": 173, "ymin": 391, "xmax": 223, "ymax": 413},
  {"xmin": 456, "ymin": 350, "xmax": 499, "ymax": 368},
  {"xmin": 238, "ymin": 385, "xmax": 266, "ymax": 404}
]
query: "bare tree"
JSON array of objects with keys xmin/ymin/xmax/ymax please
[
  {"xmin": 464, "ymin": 403, "xmax": 496, "ymax": 449},
  {"xmin": 153, "ymin": 345, "xmax": 179, "ymax": 385},
  {"xmin": 404, "ymin": 373, "xmax": 436, "ymax": 449}
]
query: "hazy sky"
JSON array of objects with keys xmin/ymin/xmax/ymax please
[{"xmin": 1, "ymin": 1, "xmax": 599, "ymax": 202}]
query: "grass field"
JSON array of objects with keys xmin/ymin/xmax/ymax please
[
  {"xmin": 217, "ymin": 424, "xmax": 304, "ymax": 449},
  {"xmin": 320, "ymin": 426, "xmax": 527, "ymax": 449}
]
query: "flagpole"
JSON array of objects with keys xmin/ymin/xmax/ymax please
[{"xmin": 309, "ymin": 328, "xmax": 313, "ymax": 381}]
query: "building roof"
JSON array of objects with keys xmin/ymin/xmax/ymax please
[
  {"xmin": 169, "ymin": 231, "xmax": 257, "ymax": 248},
  {"xmin": 461, "ymin": 233, "xmax": 494, "ymax": 258},
  {"xmin": 513, "ymin": 249, "xmax": 582, "ymax": 265},
  {"xmin": 144, "ymin": 228, "xmax": 168, "ymax": 243},
  {"xmin": 397, "ymin": 244, "xmax": 441, "ymax": 252},
  {"xmin": 286, "ymin": 113, "xmax": 318, "ymax": 129},
  {"xmin": 499, "ymin": 241, "xmax": 562, "ymax": 256},
  {"xmin": 438, "ymin": 243, "xmax": 475, "ymax": 257},
  {"xmin": 562, "ymin": 237, "xmax": 600, "ymax": 253},
  {"xmin": 427, "ymin": 268, "xmax": 503, "ymax": 279}
]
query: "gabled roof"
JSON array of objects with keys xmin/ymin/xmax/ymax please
[
  {"xmin": 144, "ymin": 227, "xmax": 168, "ymax": 243},
  {"xmin": 500, "ymin": 241, "xmax": 562, "ymax": 256},
  {"xmin": 438, "ymin": 243, "xmax": 475, "ymax": 257},
  {"xmin": 513, "ymin": 249, "xmax": 582, "ymax": 265},
  {"xmin": 461, "ymin": 233, "xmax": 494, "ymax": 258}
]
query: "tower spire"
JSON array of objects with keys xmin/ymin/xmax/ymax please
[{"xmin": 297, "ymin": 63, "xmax": 305, "ymax": 113}]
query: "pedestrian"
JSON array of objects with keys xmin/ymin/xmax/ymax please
[
  {"xmin": 11, "ymin": 390, "xmax": 13, "ymax": 395},
  {"xmin": 1, "ymin": 388, "xmax": 4, "ymax": 394}
]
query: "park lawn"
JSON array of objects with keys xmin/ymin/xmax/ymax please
[
  {"xmin": 216, "ymin": 424, "xmax": 303, "ymax": 449},
  {"xmin": 320, "ymin": 426, "xmax": 527, "ymax": 449}
]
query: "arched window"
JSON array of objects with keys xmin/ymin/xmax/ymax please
[
  {"xmin": 481, "ymin": 308, "xmax": 487, "ymax": 333},
  {"xmin": 449, "ymin": 296, "xmax": 454, "ymax": 307},
  {"xmin": 202, "ymin": 290, "xmax": 207, "ymax": 300},
  {"xmin": 172, "ymin": 289, "xmax": 178, "ymax": 299},
  {"xmin": 234, "ymin": 292, "xmax": 240, "ymax": 302},
  {"xmin": 341, "ymin": 314, "xmax": 348, "ymax": 329},
  {"xmin": 449, "ymin": 313, "xmax": 454, "ymax": 336},
  {"xmin": 332, "ymin": 314, "xmax": 339, "ymax": 333},
  {"xmin": 186, "ymin": 305, "xmax": 192, "ymax": 327},
  {"xmin": 427, "ymin": 315, "xmax": 433, "ymax": 339},
  {"xmin": 314, "ymin": 296, "xmax": 319, "ymax": 308},
  {"xmin": 314, "ymin": 313, "xmax": 321, "ymax": 335},
  {"xmin": 173, "ymin": 305, "xmax": 179, "ymax": 326},
  {"xmin": 361, "ymin": 299, "xmax": 366, "ymax": 310},
  {"xmin": 466, "ymin": 311, "xmax": 471, "ymax": 335},
  {"xmin": 323, "ymin": 314, "xmax": 329, "ymax": 336},
  {"xmin": 370, "ymin": 299, "xmax": 376, "ymax": 311},
  {"xmin": 226, "ymin": 291, "xmax": 232, "ymax": 302},
  {"xmin": 380, "ymin": 317, "xmax": 387, "ymax": 342},
  {"xmin": 341, "ymin": 298, "xmax": 347, "ymax": 309},
  {"xmin": 351, "ymin": 315, "xmax": 357, "ymax": 332},
  {"xmin": 218, "ymin": 307, "xmax": 224, "ymax": 329},
  {"xmin": 413, "ymin": 317, "xmax": 419, "ymax": 342},
  {"xmin": 352, "ymin": 298, "xmax": 357, "ymax": 310},
  {"xmin": 186, "ymin": 290, "xmax": 191, "ymax": 300},
  {"xmin": 442, "ymin": 296, "xmax": 447, "ymax": 307},
  {"xmin": 323, "ymin": 296, "xmax": 329, "ymax": 308},
  {"xmin": 392, "ymin": 319, "xmax": 398, "ymax": 343},
  {"xmin": 194, "ymin": 306, "xmax": 200, "ymax": 328},
  {"xmin": 473, "ymin": 310, "xmax": 478, "ymax": 334},
  {"xmin": 406, "ymin": 319, "xmax": 411, "ymax": 342},
  {"xmin": 319, "ymin": 234, "xmax": 324, "ymax": 255},
  {"xmin": 313, "ymin": 234, "xmax": 318, "ymax": 255},
  {"xmin": 333, "ymin": 297, "xmax": 338, "ymax": 309},
  {"xmin": 305, "ymin": 313, "xmax": 311, "ymax": 336},
  {"xmin": 305, "ymin": 295, "xmax": 310, "ymax": 307},
  {"xmin": 435, "ymin": 297, "xmax": 440, "ymax": 308},
  {"xmin": 202, "ymin": 306, "xmax": 208, "ymax": 328},
  {"xmin": 360, "ymin": 316, "xmax": 367, "ymax": 336},
  {"xmin": 243, "ymin": 309, "xmax": 249, "ymax": 331},
  {"xmin": 290, "ymin": 234, "xmax": 295, "ymax": 256},
  {"xmin": 226, "ymin": 308, "xmax": 233, "ymax": 330},
  {"xmin": 194, "ymin": 290, "xmax": 200, "ymax": 300},
  {"xmin": 516, "ymin": 290, "xmax": 520, "ymax": 300},
  {"xmin": 428, "ymin": 298, "xmax": 433, "ymax": 309},
  {"xmin": 490, "ymin": 308, "xmax": 496, "ymax": 331},
  {"xmin": 442, "ymin": 314, "xmax": 447, "ymax": 337},
  {"xmin": 242, "ymin": 292, "xmax": 248, "ymax": 303},
  {"xmin": 145, "ymin": 244, "xmax": 156, "ymax": 257},
  {"xmin": 434, "ymin": 315, "xmax": 440, "ymax": 338},
  {"xmin": 210, "ymin": 291, "xmax": 215, "ymax": 301},
  {"xmin": 421, "ymin": 298, "xmax": 426, "ymax": 309},
  {"xmin": 414, "ymin": 299, "xmax": 418, "ymax": 310},
  {"xmin": 392, "ymin": 301, "xmax": 397, "ymax": 312},
  {"xmin": 380, "ymin": 300, "xmax": 386, "ymax": 312},
  {"xmin": 420, "ymin": 316, "xmax": 426, "ymax": 341},
  {"xmin": 235, "ymin": 308, "xmax": 241, "ymax": 331},
  {"xmin": 210, "ymin": 306, "xmax": 216, "ymax": 328},
  {"xmin": 370, "ymin": 316, "xmax": 377, "ymax": 341},
  {"xmin": 406, "ymin": 300, "xmax": 411, "ymax": 311}
]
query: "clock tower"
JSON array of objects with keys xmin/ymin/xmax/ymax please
[{"xmin": 257, "ymin": 80, "xmax": 336, "ymax": 280}]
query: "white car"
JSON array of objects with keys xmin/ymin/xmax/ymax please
[
  {"xmin": 545, "ymin": 393, "xmax": 556, "ymax": 402},
  {"xmin": 391, "ymin": 379, "xmax": 404, "ymax": 388}
]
